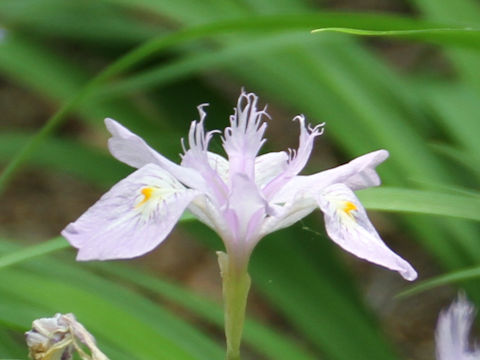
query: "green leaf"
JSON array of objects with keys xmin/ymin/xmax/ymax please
[
  {"xmin": 311, "ymin": 27, "xmax": 480, "ymax": 49},
  {"xmin": 358, "ymin": 187, "xmax": 480, "ymax": 221},
  {"xmin": 0, "ymin": 132, "xmax": 129, "ymax": 187},
  {"xmin": 0, "ymin": 237, "xmax": 68, "ymax": 269},
  {"xmin": 431, "ymin": 143, "xmax": 480, "ymax": 180},
  {"xmin": 0, "ymin": 0, "xmax": 160, "ymax": 45},
  {"xmin": 398, "ymin": 265, "xmax": 480, "ymax": 298}
]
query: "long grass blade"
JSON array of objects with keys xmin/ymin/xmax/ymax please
[
  {"xmin": 358, "ymin": 187, "xmax": 480, "ymax": 221},
  {"xmin": 398, "ymin": 265, "xmax": 480, "ymax": 298}
]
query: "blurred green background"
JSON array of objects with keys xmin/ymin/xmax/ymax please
[{"xmin": 0, "ymin": 0, "xmax": 480, "ymax": 359}]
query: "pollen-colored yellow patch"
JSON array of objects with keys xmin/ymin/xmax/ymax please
[
  {"xmin": 136, "ymin": 187, "xmax": 154, "ymax": 208},
  {"xmin": 343, "ymin": 201, "xmax": 357, "ymax": 215}
]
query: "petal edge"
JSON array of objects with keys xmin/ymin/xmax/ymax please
[
  {"xmin": 317, "ymin": 183, "xmax": 417, "ymax": 281},
  {"xmin": 62, "ymin": 164, "xmax": 199, "ymax": 260}
]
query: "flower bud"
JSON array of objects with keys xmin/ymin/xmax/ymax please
[{"xmin": 25, "ymin": 313, "xmax": 108, "ymax": 360}]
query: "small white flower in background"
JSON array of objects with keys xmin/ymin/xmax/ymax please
[
  {"xmin": 62, "ymin": 89, "xmax": 416, "ymax": 280},
  {"xmin": 25, "ymin": 313, "xmax": 109, "ymax": 360},
  {"xmin": 436, "ymin": 294, "xmax": 480, "ymax": 360}
]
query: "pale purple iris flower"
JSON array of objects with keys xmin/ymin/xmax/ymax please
[
  {"xmin": 62, "ymin": 90, "xmax": 416, "ymax": 281},
  {"xmin": 436, "ymin": 294, "xmax": 480, "ymax": 360}
]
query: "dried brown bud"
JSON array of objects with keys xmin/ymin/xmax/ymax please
[{"xmin": 25, "ymin": 313, "xmax": 108, "ymax": 360}]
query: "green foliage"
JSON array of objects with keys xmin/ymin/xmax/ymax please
[{"xmin": 1, "ymin": 0, "xmax": 480, "ymax": 359}]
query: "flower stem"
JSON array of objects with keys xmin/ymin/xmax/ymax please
[{"xmin": 217, "ymin": 251, "xmax": 251, "ymax": 360}]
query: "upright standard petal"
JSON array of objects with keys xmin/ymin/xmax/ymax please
[
  {"xmin": 181, "ymin": 106, "xmax": 229, "ymax": 206},
  {"xmin": 254, "ymin": 151, "xmax": 288, "ymax": 188},
  {"xmin": 208, "ymin": 152, "xmax": 229, "ymax": 183},
  {"xmin": 62, "ymin": 164, "xmax": 199, "ymax": 260},
  {"xmin": 436, "ymin": 294, "xmax": 480, "ymax": 360},
  {"xmin": 262, "ymin": 116, "xmax": 324, "ymax": 199},
  {"xmin": 223, "ymin": 90, "xmax": 268, "ymax": 180},
  {"xmin": 317, "ymin": 183, "xmax": 417, "ymax": 281},
  {"xmin": 226, "ymin": 174, "xmax": 267, "ymax": 242}
]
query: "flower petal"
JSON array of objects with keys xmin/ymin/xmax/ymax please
[
  {"xmin": 262, "ymin": 116, "xmax": 324, "ymax": 199},
  {"xmin": 271, "ymin": 150, "xmax": 389, "ymax": 204},
  {"xmin": 259, "ymin": 149, "xmax": 385, "ymax": 241},
  {"xmin": 223, "ymin": 90, "xmax": 268, "ymax": 180},
  {"xmin": 255, "ymin": 151, "xmax": 288, "ymax": 188},
  {"xmin": 335, "ymin": 149, "xmax": 389, "ymax": 190},
  {"xmin": 105, "ymin": 118, "xmax": 162, "ymax": 169},
  {"xmin": 181, "ymin": 106, "xmax": 228, "ymax": 206},
  {"xmin": 317, "ymin": 183, "xmax": 417, "ymax": 281},
  {"xmin": 207, "ymin": 152, "xmax": 229, "ymax": 183},
  {"xmin": 436, "ymin": 294, "xmax": 480, "ymax": 360},
  {"xmin": 260, "ymin": 194, "xmax": 316, "ymax": 237},
  {"xmin": 225, "ymin": 173, "xmax": 268, "ymax": 248},
  {"xmin": 62, "ymin": 164, "xmax": 199, "ymax": 260},
  {"xmin": 188, "ymin": 195, "xmax": 217, "ymax": 229},
  {"xmin": 105, "ymin": 118, "xmax": 205, "ymax": 191}
]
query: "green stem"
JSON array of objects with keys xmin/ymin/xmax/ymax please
[{"xmin": 217, "ymin": 251, "xmax": 251, "ymax": 360}]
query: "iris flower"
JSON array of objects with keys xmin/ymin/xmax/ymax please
[
  {"xmin": 436, "ymin": 294, "xmax": 480, "ymax": 360},
  {"xmin": 62, "ymin": 90, "xmax": 416, "ymax": 359},
  {"xmin": 62, "ymin": 90, "xmax": 415, "ymax": 280}
]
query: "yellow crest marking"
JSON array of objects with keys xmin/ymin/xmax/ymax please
[
  {"xmin": 343, "ymin": 201, "xmax": 357, "ymax": 215},
  {"xmin": 136, "ymin": 187, "xmax": 154, "ymax": 208}
]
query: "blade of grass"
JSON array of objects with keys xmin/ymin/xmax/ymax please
[
  {"xmin": 408, "ymin": 0, "xmax": 480, "ymax": 89},
  {"xmin": 0, "ymin": 0, "xmax": 160, "ymax": 45},
  {"xmin": 3, "ymin": 11, "xmax": 480, "ymax": 194},
  {"xmin": 0, "ymin": 33, "xmax": 172, "ymax": 132},
  {"xmin": 420, "ymin": 83, "xmax": 480, "ymax": 156},
  {"xmin": 0, "ymin": 237, "xmax": 67, "ymax": 268},
  {"xmin": 311, "ymin": 27, "xmax": 480, "ymax": 49},
  {"xmin": 0, "ymin": 132, "xmax": 129, "ymax": 186},
  {"xmin": 398, "ymin": 265, "xmax": 480, "ymax": 298},
  {"xmin": 358, "ymin": 187, "xmax": 480, "ymax": 221},
  {"xmin": 431, "ymin": 143, "xmax": 480, "ymax": 180},
  {"xmin": 0, "ymin": 329, "xmax": 26, "ymax": 359}
]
